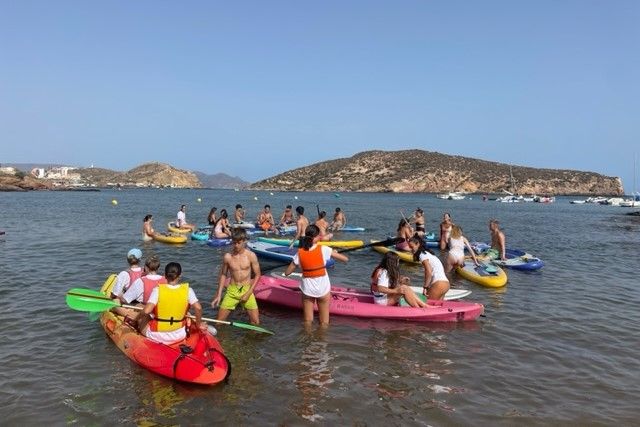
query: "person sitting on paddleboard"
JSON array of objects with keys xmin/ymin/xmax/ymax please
[
  {"xmin": 212, "ymin": 209, "xmax": 232, "ymax": 239},
  {"xmin": 176, "ymin": 204, "xmax": 196, "ymax": 231},
  {"xmin": 137, "ymin": 262, "xmax": 207, "ymax": 345},
  {"xmin": 234, "ymin": 204, "xmax": 245, "ymax": 224},
  {"xmin": 371, "ymin": 252, "xmax": 426, "ymax": 308},
  {"xmin": 408, "ymin": 236, "xmax": 450, "ymax": 300},
  {"xmin": 329, "ymin": 207, "xmax": 346, "ymax": 231},
  {"xmin": 445, "ymin": 225, "xmax": 479, "ymax": 273},
  {"xmin": 211, "ymin": 229, "xmax": 261, "ymax": 326},
  {"xmin": 395, "ymin": 219, "xmax": 414, "ymax": 251},
  {"xmin": 279, "ymin": 205, "xmax": 295, "ymax": 226},
  {"xmin": 315, "ymin": 210, "xmax": 333, "ymax": 241},
  {"xmin": 284, "ymin": 225, "xmax": 349, "ymax": 326},
  {"xmin": 257, "ymin": 204, "xmax": 276, "ymax": 233}
]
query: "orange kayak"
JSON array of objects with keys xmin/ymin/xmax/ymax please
[{"xmin": 99, "ymin": 275, "xmax": 230, "ymax": 385}]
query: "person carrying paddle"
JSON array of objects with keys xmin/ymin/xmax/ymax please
[
  {"xmin": 111, "ymin": 248, "xmax": 144, "ymax": 299},
  {"xmin": 176, "ymin": 204, "xmax": 196, "ymax": 231},
  {"xmin": 211, "ymin": 228, "xmax": 261, "ymax": 325},
  {"xmin": 488, "ymin": 219, "xmax": 507, "ymax": 261},
  {"xmin": 284, "ymin": 224, "xmax": 349, "ymax": 326},
  {"xmin": 289, "ymin": 206, "xmax": 309, "ymax": 248},
  {"xmin": 407, "ymin": 236, "xmax": 450, "ymax": 300},
  {"xmin": 137, "ymin": 262, "xmax": 206, "ymax": 345},
  {"xmin": 371, "ymin": 252, "xmax": 426, "ymax": 308},
  {"xmin": 329, "ymin": 207, "xmax": 346, "ymax": 231}
]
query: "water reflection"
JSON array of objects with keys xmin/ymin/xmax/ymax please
[{"xmin": 292, "ymin": 325, "xmax": 334, "ymax": 422}]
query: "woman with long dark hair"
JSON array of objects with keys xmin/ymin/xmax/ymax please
[
  {"xmin": 212, "ymin": 209, "xmax": 231, "ymax": 239},
  {"xmin": 207, "ymin": 207, "xmax": 218, "ymax": 226},
  {"xmin": 408, "ymin": 236, "xmax": 450, "ymax": 300},
  {"xmin": 285, "ymin": 225, "xmax": 348, "ymax": 325},
  {"xmin": 371, "ymin": 252, "xmax": 426, "ymax": 307}
]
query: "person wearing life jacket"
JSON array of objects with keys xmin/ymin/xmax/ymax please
[
  {"xmin": 111, "ymin": 248, "xmax": 144, "ymax": 299},
  {"xmin": 257, "ymin": 204, "xmax": 276, "ymax": 233},
  {"xmin": 284, "ymin": 225, "xmax": 349, "ymax": 326},
  {"xmin": 114, "ymin": 255, "xmax": 167, "ymax": 321},
  {"xmin": 138, "ymin": 262, "xmax": 206, "ymax": 345}
]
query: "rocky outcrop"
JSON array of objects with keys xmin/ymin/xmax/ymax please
[
  {"xmin": 74, "ymin": 162, "xmax": 201, "ymax": 188},
  {"xmin": 250, "ymin": 150, "xmax": 624, "ymax": 195},
  {"xmin": 0, "ymin": 173, "xmax": 53, "ymax": 191},
  {"xmin": 193, "ymin": 171, "xmax": 249, "ymax": 189}
]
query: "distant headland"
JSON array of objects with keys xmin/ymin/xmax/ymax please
[{"xmin": 1, "ymin": 151, "xmax": 624, "ymax": 195}]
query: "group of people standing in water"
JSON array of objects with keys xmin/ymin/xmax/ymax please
[{"xmin": 136, "ymin": 202, "xmax": 507, "ymax": 329}]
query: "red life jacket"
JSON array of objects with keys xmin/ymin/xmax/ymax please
[
  {"xmin": 125, "ymin": 268, "xmax": 143, "ymax": 292},
  {"xmin": 298, "ymin": 246, "xmax": 327, "ymax": 278},
  {"xmin": 141, "ymin": 275, "xmax": 168, "ymax": 303}
]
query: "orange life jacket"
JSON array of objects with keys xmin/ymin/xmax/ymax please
[{"xmin": 298, "ymin": 246, "xmax": 327, "ymax": 278}]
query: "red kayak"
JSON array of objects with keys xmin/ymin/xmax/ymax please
[
  {"xmin": 100, "ymin": 276, "xmax": 230, "ymax": 385},
  {"xmin": 254, "ymin": 275, "xmax": 484, "ymax": 322}
]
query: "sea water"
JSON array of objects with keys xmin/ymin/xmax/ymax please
[{"xmin": 1, "ymin": 189, "xmax": 638, "ymax": 425}]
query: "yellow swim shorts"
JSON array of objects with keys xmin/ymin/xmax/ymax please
[{"xmin": 220, "ymin": 283, "xmax": 259, "ymax": 310}]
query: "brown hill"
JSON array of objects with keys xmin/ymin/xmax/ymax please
[
  {"xmin": 74, "ymin": 162, "xmax": 201, "ymax": 187},
  {"xmin": 250, "ymin": 150, "xmax": 623, "ymax": 195}
]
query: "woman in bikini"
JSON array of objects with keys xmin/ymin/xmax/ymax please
[
  {"xmin": 445, "ymin": 224, "xmax": 479, "ymax": 273},
  {"xmin": 413, "ymin": 208, "xmax": 426, "ymax": 238},
  {"xmin": 395, "ymin": 219, "xmax": 414, "ymax": 251},
  {"xmin": 212, "ymin": 209, "xmax": 232, "ymax": 239},
  {"xmin": 439, "ymin": 212, "xmax": 453, "ymax": 251}
]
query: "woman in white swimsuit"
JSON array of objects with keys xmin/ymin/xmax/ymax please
[
  {"xmin": 439, "ymin": 212, "xmax": 453, "ymax": 251},
  {"xmin": 212, "ymin": 209, "xmax": 231, "ymax": 238},
  {"xmin": 408, "ymin": 236, "xmax": 450, "ymax": 300},
  {"xmin": 445, "ymin": 225, "xmax": 479, "ymax": 273}
]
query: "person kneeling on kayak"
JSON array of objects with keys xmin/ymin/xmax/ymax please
[
  {"xmin": 137, "ymin": 262, "xmax": 206, "ymax": 345},
  {"xmin": 371, "ymin": 252, "xmax": 426, "ymax": 308}
]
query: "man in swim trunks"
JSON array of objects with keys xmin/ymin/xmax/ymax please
[
  {"xmin": 489, "ymin": 219, "xmax": 506, "ymax": 261},
  {"xmin": 329, "ymin": 207, "xmax": 346, "ymax": 231},
  {"xmin": 211, "ymin": 228, "xmax": 261, "ymax": 325}
]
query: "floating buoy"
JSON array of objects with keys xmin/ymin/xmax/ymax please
[
  {"xmin": 197, "ymin": 197, "xmax": 202, "ymax": 203},
  {"xmin": 111, "ymin": 199, "xmax": 118, "ymax": 205},
  {"xmin": 334, "ymin": 193, "xmax": 340, "ymax": 198},
  {"xmin": 270, "ymin": 192, "xmax": 274, "ymax": 196},
  {"xmin": 294, "ymin": 196, "xmax": 298, "ymax": 200},
  {"xmin": 253, "ymin": 196, "xmax": 258, "ymax": 201}
]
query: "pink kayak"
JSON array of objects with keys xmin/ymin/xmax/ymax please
[{"xmin": 253, "ymin": 276, "xmax": 484, "ymax": 322}]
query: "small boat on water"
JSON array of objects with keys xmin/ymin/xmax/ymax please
[{"xmin": 437, "ymin": 192, "xmax": 466, "ymax": 200}]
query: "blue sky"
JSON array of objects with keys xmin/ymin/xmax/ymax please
[{"xmin": 1, "ymin": 1, "xmax": 638, "ymax": 191}]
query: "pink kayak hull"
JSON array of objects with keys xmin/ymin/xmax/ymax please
[{"xmin": 254, "ymin": 276, "xmax": 484, "ymax": 322}]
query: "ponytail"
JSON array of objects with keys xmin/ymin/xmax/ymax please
[{"xmin": 300, "ymin": 224, "xmax": 320, "ymax": 250}]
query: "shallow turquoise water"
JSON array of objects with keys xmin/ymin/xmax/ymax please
[{"xmin": 1, "ymin": 189, "xmax": 638, "ymax": 425}]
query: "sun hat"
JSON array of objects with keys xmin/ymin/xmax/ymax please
[{"xmin": 127, "ymin": 248, "xmax": 142, "ymax": 260}]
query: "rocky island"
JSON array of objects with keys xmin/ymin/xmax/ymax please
[{"xmin": 250, "ymin": 150, "xmax": 623, "ymax": 195}]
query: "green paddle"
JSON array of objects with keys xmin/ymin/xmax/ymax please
[{"xmin": 66, "ymin": 288, "xmax": 274, "ymax": 335}]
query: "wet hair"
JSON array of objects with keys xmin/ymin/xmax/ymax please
[
  {"xmin": 145, "ymin": 255, "xmax": 161, "ymax": 272},
  {"xmin": 335, "ymin": 207, "xmax": 341, "ymax": 212},
  {"xmin": 490, "ymin": 218, "xmax": 499, "ymax": 226},
  {"xmin": 264, "ymin": 204, "xmax": 271, "ymax": 209},
  {"xmin": 450, "ymin": 224, "xmax": 462, "ymax": 239},
  {"xmin": 208, "ymin": 207, "xmax": 217, "ymax": 215},
  {"xmin": 318, "ymin": 211, "xmax": 327, "ymax": 219},
  {"xmin": 235, "ymin": 204, "xmax": 243, "ymax": 209},
  {"xmin": 409, "ymin": 236, "xmax": 434, "ymax": 261},
  {"xmin": 372, "ymin": 252, "xmax": 401, "ymax": 289},
  {"xmin": 300, "ymin": 224, "xmax": 320, "ymax": 250},
  {"xmin": 443, "ymin": 212, "xmax": 451, "ymax": 220},
  {"xmin": 219, "ymin": 209, "xmax": 228, "ymax": 219},
  {"xmin": 232, "ymin": 228, "xmax": 247, "ymax": 242},
  {"xmin": 296, "ymin": 206, "xmax": 304, "ymax": 215},
  {"xmin": 397, "ymin": 219, "xmax": 410, "ymax": 232},
  {"xmin": 143, "ymin": 214, "xmax": 153, "ymax": 222},
  {"xmin": 285, "ymin": 205, "xmax": 292, "ymax": 209},
  {"xmin": 165, "ymin": 262, "xmax": 182, "ymax": 281},
  {"xmin": 416, "ymin": 208, "xmax": 423, "ymax": 214}
]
